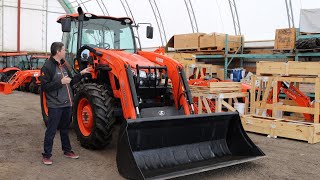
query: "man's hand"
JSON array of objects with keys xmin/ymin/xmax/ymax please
[
  {"xmin": 80, "ymin": 67, "xmax": 93, "ymax": 75},
  {"xmin": 61, "ymin": 76, "xmax": 71, "ymax": 84}
]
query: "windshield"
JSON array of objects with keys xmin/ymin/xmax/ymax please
[
  {"xmin": 6, "ymin": 55, "xmax": 29, "ymax": 69},
  {"xmin": 81, "ymin": 18, "xmax": 135, "ymax": 53},
  {"xmin": 0, "ymin": 57, "xmax": 4, "ymax": 68},
  {"xmin": 31, "ymin": 58, "xmax": 46, "ymax": 69}
]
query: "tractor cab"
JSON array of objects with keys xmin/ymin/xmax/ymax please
[
  {"xmin": 29, "ymin": 55, "xmax": 49, "ymax": 70},
  {"xmin": 59, "ymin": 11, "xmax": 152, "ymax": 72},
  {"xmin": 0, "ymin": 52, "xmax": 29, "ymax": 82}
]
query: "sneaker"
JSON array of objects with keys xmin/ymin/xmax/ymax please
[
  {"xmin": 64, "ymin": 151, "xmax": 79, "ymax": 159},
  {"xmin": 42, "ymin": 157, "xmax": 53, "ymax": 165}
]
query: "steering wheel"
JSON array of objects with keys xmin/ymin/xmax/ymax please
[
  {"xmin": 86, "ymin": 44, "xmax": 98, "ymax": 48},
  {"xmin": 98, "ymin": 42, "xmax": 110, "ymax": 50}
]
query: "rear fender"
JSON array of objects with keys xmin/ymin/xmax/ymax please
[{"xmin": 3, "ymin": 67, "xmax": 21, "ymax": 73}]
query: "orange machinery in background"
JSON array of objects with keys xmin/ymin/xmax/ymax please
[
  {"xmin": 0, "ymin": 70, "xmax": 40, "ymax": 94},
  {"xmin": 0, "ymin": 54, "xmax": 48, "ymax": 94},
  {"xmin": 0, "ymin": 52, "xmax": 29, "ymax": 82}
]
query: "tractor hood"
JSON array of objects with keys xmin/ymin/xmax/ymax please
[{"xmin": 99, "ymin": 50, "xmax": 157, "ymax": 68}]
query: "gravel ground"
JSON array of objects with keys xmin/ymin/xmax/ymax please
[{"xmin": 0, "ymin": 91, "xmax": 319, "ymax": 180}]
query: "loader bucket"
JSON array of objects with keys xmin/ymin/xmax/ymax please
[
  {"xmin": 0, "ymin": 82, "xmax": 12, "ymax": 94},
  {"xmin": 117, "ymin": 112, "xmax": 265, "ymax": 180}
]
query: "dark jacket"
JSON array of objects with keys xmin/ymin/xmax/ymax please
[{"xmin": 40, "ymin": 57, "xmax": 81, "ymax": 108}]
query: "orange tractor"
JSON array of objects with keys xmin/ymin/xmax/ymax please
[
  {"xmin": 22, "ymin": 55, "xmax": 49, "ymax": 93},
  {"xmin": 0, "ymin": 55, "xmax": 48, "ymax": 95},
  {"xmin": 0, "ymin": 52, "xmax": 29, "ymax": 82},
  {"xmin": 40, "ymin": 7, "xmax": 265, "ymax": 179}
]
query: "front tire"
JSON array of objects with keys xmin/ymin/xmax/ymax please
[{"xmin": 73, "ymin": 83, "xmax": 115, "ymax": 149}]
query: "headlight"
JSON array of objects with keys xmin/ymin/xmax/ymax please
[
  {"xmin": 139, "ymin": 71, "xmax": 147, "ymax": 78},
  {"xmin": 150, "ymin": 71, "xmax": 160, "ymax": 79}
]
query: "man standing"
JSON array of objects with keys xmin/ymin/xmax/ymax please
[{"xmin": 40, "ymin": 42, "xmax": 90, "ymax": 165}]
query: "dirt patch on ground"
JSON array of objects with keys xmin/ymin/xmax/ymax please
[{"xmin": 0, "ymin": 91, "xmax": 319, "ymax": 179}]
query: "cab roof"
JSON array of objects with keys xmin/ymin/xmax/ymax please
[
  {"xmin": 57, "ymin": 13, "xmax": 133, "ymax": 24},
  {"xmin": 0, "ymin": 52, "xmax": 28, "ymax": 56},
  {"xmin": 31, "ymin": 55, "xmax": 49, "ymax": 59}
]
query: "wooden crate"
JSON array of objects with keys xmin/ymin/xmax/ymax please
[
  {"xmin": 199, "ymin": 33, "xmax": 243, "ymax": 50},
  {"xmin": 184, "ymin": 64, "xmax": 223, "ymax": 79},
  {"xmin": 242, "ymin": 115, "xmax": 320, "ymax": 144},
  {"xmin": 166, "ymin": 52, "xmax": 196, "ymax": 65},
  {"xmin": 210, "ymin": 82, "xmax": 248, "ymax": 114},
  {"xmin": 190, "ymin": 82, "xmax": 249, "ymax": 114},
  {"xmin": 250, "ymin": 75, "xmax": 320, "ymax": 123},
  {"xmin": 172, "ymin": 33, "xmax": 205, "ymax": 50},
  {"xmin": 256, "ymin": 61, "xmax": 320, "ymax": 76},
  {"xmin": 274, "ymin": 28, "xmax": 296, "ymax": 50}
]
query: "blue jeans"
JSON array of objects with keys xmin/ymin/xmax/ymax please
[{"xmin": 42, "ymin": 107, "xmax": 72, "ymax": 158}]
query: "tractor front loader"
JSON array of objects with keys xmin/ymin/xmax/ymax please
[{"xmin": 40, "ymin": 7, "xmax": 265, "ymax": 179}]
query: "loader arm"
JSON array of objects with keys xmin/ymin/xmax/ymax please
[
  {"xmin": 88, "ymin": 48, "xmax": 139, "ymax": 119},
  {"xmin": 138, "ymin": 51, "xmax": 193, "ymax": 115}
]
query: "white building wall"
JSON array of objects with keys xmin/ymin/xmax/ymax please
[
  {"xmin": 0, "ymin": 0, "xmax": 65, "ymax": 52},
  {"xmin": 0, "ymin": 0, "xmax": 3, "ymax": 51}
]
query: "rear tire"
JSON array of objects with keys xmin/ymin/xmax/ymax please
[
  {"xmin": 20, "ymin": 85, "xmax": 26, "ymax": 92},
  {"xmin": 25, "ymin": 83, "xmax": 30, "ymax": 92},
  {"xmin": 73, "ymin": 83, "xmax": 115, "ymax": 149},
  {"xmin": 29, "ymin": 82, "xmax": 35, "ymax": 93}
]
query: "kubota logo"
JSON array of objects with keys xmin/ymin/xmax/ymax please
[{"xmin": 158, "ymin": 110, "xmax": 165, "ymax": 116}]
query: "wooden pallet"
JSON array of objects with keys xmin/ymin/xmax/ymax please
[
  {"xmin": 300, "ymin": 32, "xmax": 320, "ymax": 35},
  {"xmin": 296, "ymin": 48, "xmax": 320, "ymax": 52},
  {"xmin": 198, "ymin": 46, "xmax": 238, "ymax": 52},
  {"xmin": 256, "ymin": 61, "xmax": 320, "ymax": 76},
  {"xmin": 241, "ymin": 115, "xmax": 320, "ymax": 144},
  {"xmin": 272, "ymin": 49, "xmax": 293, "ymax": 53},
  {"xmin": 176, "ymin": 48, "xmax": 236, "ymax": 54},
  {"xmin": 175, "ymin": 48, "xmax": 198, "ymax": 53}
]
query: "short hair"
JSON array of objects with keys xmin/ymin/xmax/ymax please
[{"xmin": 50, "ymin": 42, "xmax": 64, "ymax": 56}]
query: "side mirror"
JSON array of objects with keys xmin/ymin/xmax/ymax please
[
  {"xmin": 61, "ymin": 18, "xmax": 71, "ymax": 32},
  {"xmin": 146, "ymin": 26, "xmax": 153, "ymax": 39}
]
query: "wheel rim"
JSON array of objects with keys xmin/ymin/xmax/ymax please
[{"xmin": 77, "ymin": 97, "xmax": 93, "ymax": 136}]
